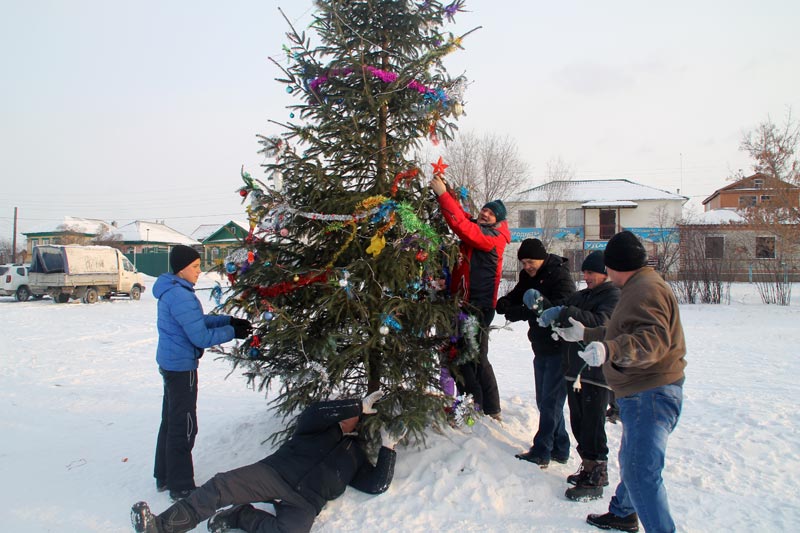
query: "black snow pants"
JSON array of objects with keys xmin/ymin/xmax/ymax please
[
  {"xmin": 566, "ymin": 380, "xmax": 611, "ymax": 462},
  {"xmin": 154, "ymin": 368, "xmax": 198, "ymax": 491},
  {"xmin": 457, "ymin": 307, "xmax": 501, "ymax": 416},
  {"xmin": 185, "ymin": 461, "xmax": 317, "ymax": 533}
]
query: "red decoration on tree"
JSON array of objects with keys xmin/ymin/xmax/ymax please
[
  {"xmin": 431, "ymin": 156, "xmax": 448, "ymax": 177},
  {"xmin": 416, "ymin": 250, "xmax": 428, "ymax": 262},
  {"xmin": 239, "ymin": 189, "xmax": 248, "ymax": 197},
  {"xmin": 390, "ymin": 168, "xmax": 420, "ymax": 196},
  {"xmin": 256, "ymin": 271, "xmax": 330, "ymax": 299}
]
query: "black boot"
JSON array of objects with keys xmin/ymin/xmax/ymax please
[
  {"xmin": 586, "ymin": 511, "xmax": 639, "ymax": 532},
  {"xmin": 131, "ymin": 500, "xmax": 200, "ymax": 533},
  {"xmin": 207, "ymin": 504, "xmax": 253, "ymax": 533},
  {"xmin": 566, "ymin": 461, "xmax": 608, "ymax": 502},
  {"xmin": 567, "ymin": 459, "xmax": 595, "ymax": 486}
]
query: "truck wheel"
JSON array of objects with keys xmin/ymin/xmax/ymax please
[
  {"xmin": 15, "ymin": 286, "xmax": 31, "ymax": 302},
  {"xmin": 83, "ymin": 287, "xmax": 99, "ymax": 304},
  {"xmin": 130, "ymin": 285, "xmax": 142, "ymax": 300}
]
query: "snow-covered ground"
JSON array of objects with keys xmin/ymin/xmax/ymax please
[{"xmin": 1, "ymin": 275, "xmax": 798, "ymax": 532}]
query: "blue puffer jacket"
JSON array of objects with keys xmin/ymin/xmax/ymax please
[{"xmin": 152, "ymin": 273, "xmax": 235, "ymax": 371}]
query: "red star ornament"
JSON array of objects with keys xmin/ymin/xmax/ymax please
[{"xmin": 431, "ymin": 156, "xmax": 448, "ymax": 177}]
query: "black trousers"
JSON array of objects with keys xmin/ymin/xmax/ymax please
[
  {"xmin": 457, "ymin": 307, "xmax": 501, "ymax": 415},
  {"xmin": 566, "ymin": 380, "xmax": 611, "ymax": 461},
  {"xmin": 184, "ymin": 461, "xmax": 316, "ymax": 533},
  {"xmin": 154, "ymin": 368, "xmax": 198, "ymax": 491}
]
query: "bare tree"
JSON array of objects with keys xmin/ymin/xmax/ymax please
[
  {"xmin": 442, "ymin": 130, "xmax": 530, "ymax": 211},
  {"xmin": 738, "ymin": 110, "xmax": 800, "ymax": 305},
  {"xmin": 538, "ymin": 157, "xmax": 576, "ymax": 250},
  {"xmin": 648, "ymin": 205, "xmax": 683, "ymax": 279}
]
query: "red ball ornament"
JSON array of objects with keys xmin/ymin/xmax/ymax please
[
  {"xmin": 239, "ymin": 189, "xmax": 248, "ymax": 197},
  {"xmin": 416, "ymin": 250, "xmax": 428, "ymax": 262}
]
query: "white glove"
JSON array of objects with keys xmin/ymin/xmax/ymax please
[
  {"xmin": 361, "ymin": 390, "xmax": 384, "ymax": 414},
  {"xmin": 380, "ymin": 426, "xmax": 408, "ymax": 449},
  {"xmin": 578, "ymin": 341, "xmax": 607, "ymax": 367},
  {"xmin": 553, "ymin": 317, "xmax": 586, "ymax": 342}
]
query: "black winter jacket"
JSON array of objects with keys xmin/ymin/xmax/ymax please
[
  {"xmin": 496, "ymin": 254, "xmax": 576, "ymax": 357},
  {"xmin": 558, "ymin": 281, "xmax": 620, "ymax": 388},
  {"xmin": 261, "ymin": 399, "xmax": 396, "ymax": 514}
]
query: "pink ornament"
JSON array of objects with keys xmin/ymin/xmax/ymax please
[{"xmin": 280, "ymin": 228, "xmax": 289, "ymax": 237}]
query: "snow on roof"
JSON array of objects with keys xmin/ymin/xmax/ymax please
[
  {"xmin": 190, "ymin": 221, "xmax": 249, "ymax": 241},
  {"xmin": 114, "ymin": 221, "xmax": 199, "ymax": 245},
  {"xmin": 581, "ymin": 200, "xmax": 638, "ymax": 208},
  {"xmin": 24, "ymin": 216, "xmax": 112, "ymax": 235},
  {"xmin": 512, "ymin": 179, "xmax": 687, "ymax": 203},
  {"xmin": 683, "ymin": 209, "xmax": 746, "ymax": 225}
]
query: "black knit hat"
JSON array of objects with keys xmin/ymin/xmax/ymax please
[
  {"xmin": 581, "ymin": 250, "xmax": 606, "ymax": 274},
  {"xmin": 604, "ymin": 231, "xmax": 647, "ymax": 272},
  {"xmin": 170, "ymin": 245, "xmax": 201, "ymax": 274},
  {"xmin": 517, "ymin": 238, "xmax": 547, "ymax": 260},
  {"xmin": 482, "ymin": 199, "xmax": 507, "ymax": 222}
]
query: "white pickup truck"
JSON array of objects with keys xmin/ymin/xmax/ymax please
[{"xmin": 29, "ymin": 245, "xmax": 146, "ymax": 303}]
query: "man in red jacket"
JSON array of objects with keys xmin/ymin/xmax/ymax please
[{"xmin": 431, "ymin": 173, "xmax": 510, "ymax": 419}]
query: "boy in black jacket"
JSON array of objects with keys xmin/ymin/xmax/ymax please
[
  {"xmin": 537, "ymin": 250, "xmax": 620, "ymax": 501},
  {"xmin": 131, "ymin": 391, "xmax": 401, "ymax": 533},
  {"xmin": 495, "ymin": 238, "xmax": 576, "ymax": 468}
]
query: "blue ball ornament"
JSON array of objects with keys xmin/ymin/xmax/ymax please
[
  {"xmin": 286, "ymin": 86, "xmax": 294, "ymax": 93},
  {"xmin": 225, "ymin": 262, "xmax": 237, "ymax": 274},
  {"xmin": 249, "ymin": 347, "xmax": 261, "ymax": 358},
  {"xmin": 262, "ymin": 311, "xmax": 274, "ymax": 321}
]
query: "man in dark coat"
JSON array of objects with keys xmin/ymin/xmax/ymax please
[
  {"xmin": 131, "ymin": 392, "xmax": 400, "ymax": 533},
  {"xmin": 431, "ymin": 173, "xmax": 510, "ymax": 418},
  {"xmin": 495, "ymin": 238, "xmax": 576, "ymax": 467},
  {"xmin": 537, "ymin": 250, "xmax": 620, "ymax": 501}
]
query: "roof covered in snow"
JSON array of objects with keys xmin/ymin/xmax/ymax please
[
  {"xmin": 113, "ymin": 221, "xmax": 199, "ymax": 245},
  {"xmin": 24, "ymin": 216, "xmax": 113, "ymax": 236},
  {"xmin": 190, "ymin": 221, "xmax": 248, "ymax": 242},
  {"xmin": 512, "ymin": 179, "xmax": 688, "ymax": 204},
  {"xmin": 683, "ymin": 209, "xmax": 746, "ymax": 225}
]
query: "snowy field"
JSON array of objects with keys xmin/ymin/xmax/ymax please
[{"xmin": 1, "ymin": 274, "xmax": 798, "ymax": 532}]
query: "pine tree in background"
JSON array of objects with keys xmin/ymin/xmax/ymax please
[{"xmin": 217, "ymin": 1, "xmax": 477, "ymax": 443}]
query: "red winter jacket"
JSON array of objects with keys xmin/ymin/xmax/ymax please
[{"xmin": 436, "ymin": 191, "xmax": 510, "ymax": 308}]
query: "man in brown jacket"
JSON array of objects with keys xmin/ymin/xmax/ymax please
[{"xmin": 555, "ymin": 231, "xmax": 686, "ymax": 533}]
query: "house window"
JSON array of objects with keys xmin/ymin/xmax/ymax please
[
  {"xmin": 705, "ymin": 236, "xmax": 724, "ymax": 259},
  {"xmin": 42, "ymin": 238, "xmax": 50, "ymax": 245},
  {"xmin": 755, "ymin": 236, "xmax": 775, "ymax": 259},
  {"xmin": 30, "ymin": 239, "xmax": 38, "ymax": 246},
  {"xmin": 541, "ymin": 209, "xmax": 558, "ymax": 227},
  {"xmin": 566, "ymin": 208, "xmax": 583, "ymax": 228},
  {"xmin": 754, "ymin": 178, "xmax": 764, "ymax": 189},
  {"xmin": 519, "ymin": 210, "xmax": 537, "ymax": 227},
  {"xmin": 760, "ymin": 195, "xmax": 771, "ymax": 203},
  {"xmin": 211, "ymin": 247, "xmax": 220, "ymax": 259},
  {"xmin": 739, "ymin": 195, "xmax": 757, "ymax": 208}
]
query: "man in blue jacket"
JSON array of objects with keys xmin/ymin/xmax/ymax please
[
  {"xmin": 152, "ymin": 245, "xmax": 252, "ymax": 501},
  {"xmin": 131, "ymin": 392, "xmax": 401, "ymax": 533}
]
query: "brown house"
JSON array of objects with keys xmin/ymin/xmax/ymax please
[{"xmin": 701, "ymin": 173, "xmax": 800, "ymax": 211}]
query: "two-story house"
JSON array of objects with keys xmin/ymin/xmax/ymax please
[{"xmin": 505, "ymin": 179, "xmax": 688, "ymax": 277}]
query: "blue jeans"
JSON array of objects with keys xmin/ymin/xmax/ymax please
[
  {"xmin": 531, "ymin": 355, "xmax": 570, "ymax": 460},
  {"xmin": 609, "ymin": 383, "xmax": 683, "ymax": 533}
]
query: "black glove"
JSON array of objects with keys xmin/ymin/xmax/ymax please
[
  {"xmin": 495, "ymin": 298, "xmax": 510, "ymax": 315},
  {"xmin": 230, "ymin": 317, "xmax": 253, "ymax": 339},
  {"xmin": 504, "ymin": 305, "xmax": 528, "ymax": 323}
]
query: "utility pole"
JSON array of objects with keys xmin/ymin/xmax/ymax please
[{"xmin": 12, "ymin": 207, "xmax": 18, "ymax": 263}]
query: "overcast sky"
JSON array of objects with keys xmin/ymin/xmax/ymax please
[{"xmin": 1, "ymin": 0, "xmax": 798, "ymax": 242}]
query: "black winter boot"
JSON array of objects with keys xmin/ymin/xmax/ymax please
[
  {"xmin": 565, "ymin": 461, "xmax": 608, "ymax": 502},
  {"xmin": 207, "ymin": 504, "xmax": 254, "ymax": 533},
  {"xmin": 567, "ymin": 459, "xmax": 596, "ymax": 486},
  {"xmin": 586, "ymin": 511, "xmax": 639, "ymax": 532},
  {"xmin": 131, "ymin": 500, "xmax": 200, "ymax": 533}
]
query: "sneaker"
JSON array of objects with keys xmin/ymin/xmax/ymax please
[
  {"xmin": 515, "ymin": 449, "xmax": 549, "ymax": 468},
  {"xmin": 207, "ymin": 504, "xmax": 254, "ymax": 533},
  {"xmin": 169, "ymin": 488, "xmax": 195, "ymax": 501},
  {"xmin": 131, "ymin": 501, "xmax": 158, "ymax": 533},
  {"xmin": 586, "ymin": 512, "xmax": 639, "ymax": 532}
]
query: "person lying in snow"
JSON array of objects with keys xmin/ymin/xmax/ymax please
[{"xmin": 131, "ymin": 391, "xmax": 403, "ymax": 533}]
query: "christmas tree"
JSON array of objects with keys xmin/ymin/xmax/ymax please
[{"xmin": 218, "ymin": 0, "xmax": 476, "ymax": 444}]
